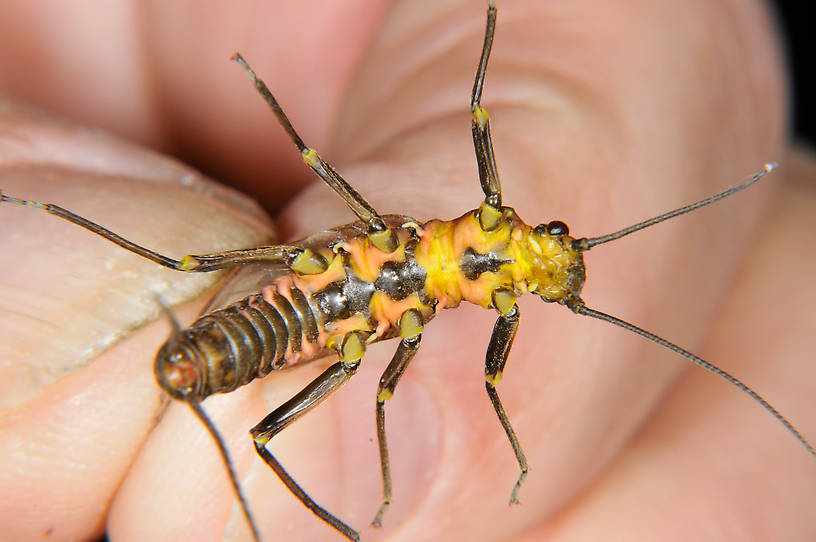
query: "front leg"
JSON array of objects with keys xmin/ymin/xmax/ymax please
[
  {"xmin": 470, "ymin": 3, "xmax": 503, "ymax": 232},
  {"xmin": 371, "ymin": 309, "xmax": 424, "ymax": 527}
]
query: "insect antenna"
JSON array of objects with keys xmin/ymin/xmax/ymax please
[
  {"xmin": 564, "ymin": 297, "xmax": 816, "ymax": 457},
  {"xmin": 571, "ymin": 162, "xmax": 775, "ymax": 251},
  {"xmin": 562, "ymin": 162, "xmax": 815, "ymax": 457}
]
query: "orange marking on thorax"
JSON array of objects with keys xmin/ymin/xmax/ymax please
[
  {"xmin": 369, "ymin": 293, "xmax": 427, "ymax": 338},
  {"xmin": 338, "ymin": 229, "xmax": 413, "ymax": 282},
  {"xmin": 325, "ymin": 314, "xmax": 372, "ymax": 338},
  {"xmin": 290, "ymin": 251, "xmax": 347, "ymax": 293}
]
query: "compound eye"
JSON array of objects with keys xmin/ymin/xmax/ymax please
[{"xmin": 546, "ymin": 220, "xmax": 569, "ymax": 236}]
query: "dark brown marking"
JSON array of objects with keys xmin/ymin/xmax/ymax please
[
  {"xmin": 459, "ymin": 246, "xmax": 512, "ymax": 281},
  {"xmin": 374, "ymin": 257, "xmax": 426, "ymax": 301},
  {"xmin": 270, "ymin": 292, "xmax": 303, "ymax": 353},
  {"xmin": 290, "ymin": 286, "xmax": 320, "ymax": 344}
]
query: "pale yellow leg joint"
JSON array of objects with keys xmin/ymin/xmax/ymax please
[
  {"xmin": 492, "ymin": 288, "xmax": 517, "ymax": 316},
  {"xmin": 301, "ymin": 147, "xmax": 320, "ymax": 168},
  {"xmin": 290, "ymin": 248, "xmax": 328, "ymax": 275},
  {"xmin": 368, "ymin": 227, "xmax": 398, "ymax": 253},
  {"xmin": 339, "ymin": 331, "xmax": 366, "ymax": 363},
  {"xmin": 178, "ymin": 255, "xmax": 199, "ymax": 271},
  {"xmin": 472, "ymin": 105, "xmax": 490, "ymax": 129},
  {"xmin": 479, "ymin": 201, "xmax": 503, "ymax": 231},
  {"xmin": 398, "ymin": 309, "xmax": 424, "ymax": 339}
]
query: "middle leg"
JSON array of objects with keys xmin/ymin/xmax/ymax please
[
  {"xmin": 249, "ymin": 331, "xmax": 369, "ymax": 542},
  {"xmin": 371, "ymin": 309, "xmax": 424, "ymax": 527}
]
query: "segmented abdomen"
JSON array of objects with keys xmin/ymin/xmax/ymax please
[
  {"xmin": 156, "ymin": 214, "xmax": 430, "ymax": 401},
  {"xmin": 180, "ymin": 287, "xmax": 324, "ymax": 397}
]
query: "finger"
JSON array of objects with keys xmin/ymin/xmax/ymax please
[
  {"xmin": 0, "ymin": 103, "xmax": 272, "ymax": 541},
  {"xmin": 1, "ymin": 0, "xmax": 790, "ymax": 541}
]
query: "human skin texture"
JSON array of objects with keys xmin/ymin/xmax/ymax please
[{"xmin": 1, "ymin": 0, "xmax": 815, "ymax": 541}]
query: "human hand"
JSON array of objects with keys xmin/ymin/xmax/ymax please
[{"xmin": 1, "ymin": 1, "xmax": 814, "ymax": 541}]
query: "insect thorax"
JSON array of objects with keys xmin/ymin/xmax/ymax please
[{"xmin": 416, "ymin": 207, "xmax": 586, "ymax": 310}]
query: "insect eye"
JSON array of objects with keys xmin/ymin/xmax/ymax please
[
  {"xmin": 546, "ymin": 220, "xmax": 569, "ymax": 236},
  {"xmin": 533, "ymin": 224, "xmax": 549, "ymax": 236}
]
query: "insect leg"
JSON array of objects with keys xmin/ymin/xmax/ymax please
[
  {"xmin": 0, "ymin": 193, "xmax": 330, "ymax": 274},
  {"xmin": 171, "ymin": 245, "xmax": 329, "ymax": 273},
  {"xmin": 371, "ymin": 309, "xmax": 424, "ymax": 527},
  {"xmin": 231, "ymin": 54, "xmax": 398, "ymax": 253},
  {"xmin": 249, "ymin": 332, "xmax": 368, "ymax": 542},
  {"xmin": 470, "ymin": 2, "xmax": 504, "ymax": 231},
  {"xmin": 485, "ymin": 289, "xmax": 529, "ymax": 505}
]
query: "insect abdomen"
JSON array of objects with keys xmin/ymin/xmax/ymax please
[
  {"xmin": 155, "ymin": 216, "xmax": 432, "ymax": 401},
  {"xmin": 155, "ymin": 285, "xmax": 326, "ymax": 400}
]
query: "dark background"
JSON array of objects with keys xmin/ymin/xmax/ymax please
[{"xmin": 774, "ymin": 1, "xmax": 815, "ymax": 145}]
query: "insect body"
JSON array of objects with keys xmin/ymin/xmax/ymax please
[
  {"xmin": 152, "ymin": 204, "xmax": 586, "ymax": 539},
  {"xmin": 160, "ymin": 206, "xmax": 583, "ymax": 398},
  {"xmin": 1, "ymin": 2, "xmax": 813, "ymax": 541}
]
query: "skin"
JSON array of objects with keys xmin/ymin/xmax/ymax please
[{"xmin": 1, "ymin": 0, "xmax": 815, "ymax": 541}]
